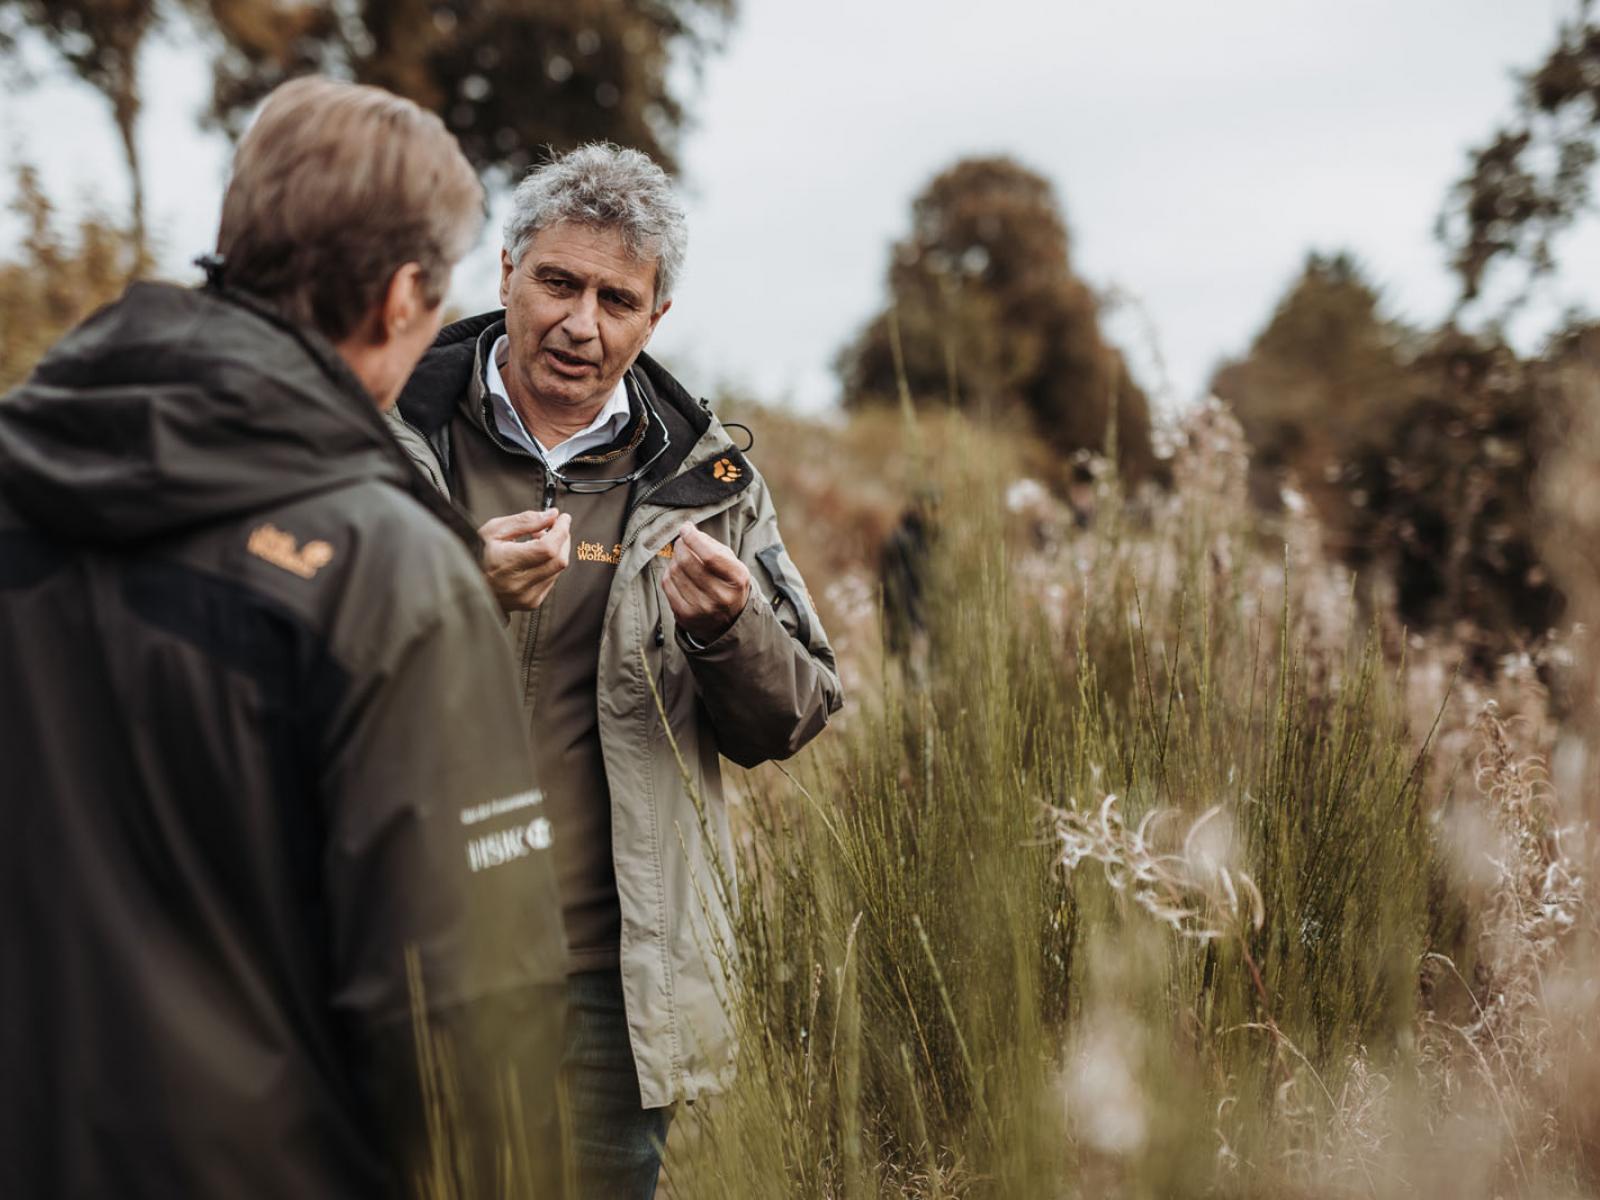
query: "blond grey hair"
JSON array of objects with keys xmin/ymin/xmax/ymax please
[
  {"xmin": 216, "ymin": 76, "xmax": 485, "ymax": 342},
  {"xmin": 503, "ymin": 143, "xmax": 686, "ymax": 308}
]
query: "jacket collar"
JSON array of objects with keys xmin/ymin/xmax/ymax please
[
  {"xmin": 397, "ymin": 309, "xmax": 755, "ymax": 511},
  {"xmin": 215, "ymin": 287, "xmax": 488, "ymax": 556}
]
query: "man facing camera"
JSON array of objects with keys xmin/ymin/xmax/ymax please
[
  {"xmin": 0, "ymin": 78, "xmax": 567, "ymax": 1199},
  {"xmin": 391, "ymin": 143, "xmax": 843, "ymax": 1196}
]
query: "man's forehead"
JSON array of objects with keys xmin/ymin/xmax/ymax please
[{"xmin": 526, "ymin": 222, "xmax": 657, "ymax": 289}]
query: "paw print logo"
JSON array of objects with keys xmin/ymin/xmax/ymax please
[
  {"xmin": 300, "ymin": 541, "xmax": 335, "ymax": 573},
  {"xmin": 712, "ymin": 457, "xmax": 743, "ymax": 484}
]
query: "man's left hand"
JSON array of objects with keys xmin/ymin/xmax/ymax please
[{"xmin": 661, "ymin": 522, "xmax": 750, "ymax": 644}]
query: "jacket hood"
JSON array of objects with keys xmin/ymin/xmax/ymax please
[{"xmin": 0, "ymin": 282, "xmax": 432, "ymax": 546}]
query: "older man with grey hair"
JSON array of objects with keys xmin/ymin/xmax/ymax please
[{"xmin": 391, "ymin": 142, "xmax": 842, "ymax": 1196}]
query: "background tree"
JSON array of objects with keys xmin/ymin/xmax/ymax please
[
  {"xmin": 183, "ymin": 0, "xmax": 736, "ymax": 177},
  {"xmin": 1215, "ymin": 253, "xmax": 1569, "ymax": 657},
  {"xmin": 0, "ymin": 0, "xmax": 158, "ymax": 262},
  {"xmin": 837, "ymin": 156, "xmax": 1156, "ymax": 482},
  {"xmin": 1438, "ymin": 0, "xmax": 1599, "ymax": 308},
  {"xmin": 0, "ymin": 163, "xmax": 141, "ymax": 389},
  {"xmin": 1340, "ymin": 331, "xmax": 1564, "ymax": 657},
  {"xmin": 1211, "ymin": 252, "xmax": 1416, "ymax": 515}
]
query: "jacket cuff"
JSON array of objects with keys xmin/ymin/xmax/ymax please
[{"xmin": 676, "ymin": 592, "xmax": 757, "ymax": 656}]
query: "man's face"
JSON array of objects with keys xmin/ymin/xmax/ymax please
[{"xmin": 499, "ymin": 221, "xmax": 670, "ymax": 417}]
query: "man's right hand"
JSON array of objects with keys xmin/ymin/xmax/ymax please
[{"xmin": 479, "ymin": 509, "xmax": 571, "ymax": 613}]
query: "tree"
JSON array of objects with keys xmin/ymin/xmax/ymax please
[
  {"xmin": 1438, "ymin": 0, "xmax": 1600, "ymax": 308},
  {"xmin": 183, "ymin": 0, "xmax": 736, "ymax": 177},
  {"xmin": 0, "ymin": 0, "xmax": 158, "ymax": 263},
  {"xmin": 1538, "ymin": 323, "xmax": 1600, "ymax": 806},
  {"xmin": 838, "ymin": 157, "xmax": 1156, "ymax": 481},
  {"xmin": 1215, "ymin": 254, "xmax": 1567, "ymax": 654},
  {"xmin": 0, "ymin": 163, "xmax": 141, "ymax": 390},
  {"xmin": 1340, "ymin": 331, "xmax": 1564, "ymax": 653},
  {"xmin": 1211, "ymin": 252, "xmax": 1417, "ymax": 515}
]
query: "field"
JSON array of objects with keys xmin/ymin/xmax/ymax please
[{"xmin": 654, "ymin": 394, "xmax": 1600, "ymax": 1199}]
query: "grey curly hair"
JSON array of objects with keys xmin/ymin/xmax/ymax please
[{"xmin": 502, "ymin": 143, "xmax": 687, "ymax": 308}]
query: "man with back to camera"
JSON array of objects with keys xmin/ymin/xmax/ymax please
[
  {"xmin": 0, "ymin": 77, "xmax": 568, "ymax": 1198},
  {"xmin": 389, "ymin": 142, "xmax": 844, "ymax": 1196}
]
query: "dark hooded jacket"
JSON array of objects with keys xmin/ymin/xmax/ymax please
[{"xmin": 0, "ymin": 284, "xmax": 568, "ymax": 1199}]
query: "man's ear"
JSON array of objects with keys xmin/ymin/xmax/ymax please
[
  {"xmin": 379, "ymin": 262, "xmax": 427, "ymax": 345},
  {"xmin": 644, "ymin": 299, "xmax": 672, "ymax": 343},
  {"xmin": 499, "ymin": 249, "xmax": 515, "ymax": 307}
]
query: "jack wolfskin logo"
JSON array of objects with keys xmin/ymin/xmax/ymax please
[
  {"xmin": 247, "ymin": 524, "xmax": 334, "ymax": 579},
  {"xmin": 576, "ymin": 540, "xmax": 622, "ymax": 565},
  {"xmin": 712, "ymin": 457, "xmax": 742, "ymax": 484}
]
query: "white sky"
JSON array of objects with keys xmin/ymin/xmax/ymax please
[{"xmin": 3, "ymin": 0, "xmax": 1595, "ymax": 415}]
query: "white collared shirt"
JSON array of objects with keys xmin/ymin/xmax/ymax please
[{"xmin": 485, "ymin": 334, "xmax": 632, "ymax": 470}]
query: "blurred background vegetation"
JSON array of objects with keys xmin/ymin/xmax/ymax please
[{"xmin": 4, "ymin": 2, "xmax": 1600, "ymax": 1197}]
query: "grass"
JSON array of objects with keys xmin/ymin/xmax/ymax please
[{"xmin": 658, "ymin": 401, "xmax": 1595, "ymax": 1198}]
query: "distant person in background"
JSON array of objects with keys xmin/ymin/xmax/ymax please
[
  {"xmin": 880, "ymin": 490, "xmax": 939, "ymax": 685},
  {"xmin": 389, "ymin": 142, "xmax": 843, "ymax": 1198},
  {"xmin": 0, "ymin": 77, "xmax": 567, "ymax": 1198}
]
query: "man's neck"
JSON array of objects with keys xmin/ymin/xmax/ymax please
[{"xmin": 508, "ymin": 384, "xmax": 609, "ymax": 450}]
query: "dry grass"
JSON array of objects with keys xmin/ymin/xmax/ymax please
[{"xmin": 663, "ymin": 372, "xmax": 1600, "ymax": 1197}]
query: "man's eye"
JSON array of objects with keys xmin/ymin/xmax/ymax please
[
  {"xmin": 542, "ymin": 277, "xmax": 576, "ymax": 293},
  {"xmin": 603, "ymin": 292, "xmax": 637, "ymax": 310}
]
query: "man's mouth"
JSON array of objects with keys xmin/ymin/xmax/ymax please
[{"xmin": 544, "ymin": 347, "xmax": 597, "ymax": 375}]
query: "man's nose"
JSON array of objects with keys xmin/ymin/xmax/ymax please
[{"xmin": 561, "ymin": 291, "xmax": 600, "ymax": 341}]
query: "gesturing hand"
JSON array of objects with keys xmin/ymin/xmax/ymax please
[
  {"xmin": 662, "ymin": 522, "xmax": 751, "ymax": 644},
  {"xmin": 479, "ymin": 509, "xmax": 571, "ymax": 613}
]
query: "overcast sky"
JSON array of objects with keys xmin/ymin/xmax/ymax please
[{"xmin": 3, "ymin": 0, "xmax": 1594, "ymax": 415}]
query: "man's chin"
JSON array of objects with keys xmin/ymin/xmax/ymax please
[{"xmin": 531, "ymin": 368, "xmax": 611, "ymax": 411}]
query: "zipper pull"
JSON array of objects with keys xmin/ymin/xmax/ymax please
[
  {"xmin": 542, "ymin": 473, "xmax": 557, "ymax": 511},
  {"xmin": 653, "ymin": 617, "xmax": 665, "ymax": 647}
]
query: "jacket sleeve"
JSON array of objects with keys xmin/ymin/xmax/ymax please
[
  {"xmin": 383, "ymin": 407, "xmax": 452, "ymax": 498},
  {"xmin": 319, "ymin": 572, "xmax": 568, "ymax": 1195},
  {"xmin": 679, "ymin": 477, "xmax": 845, "ymax": 768}
]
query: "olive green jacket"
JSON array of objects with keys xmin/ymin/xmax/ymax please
[
  {"xmin": 0, "ymin": 285, "xmax": 568, "ymax": 1197},
  {"xmin": 392, "ymin": 315, "xmax": 843, "ymax": 1107}
]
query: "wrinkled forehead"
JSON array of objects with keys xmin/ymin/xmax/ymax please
[{"xmin": 521, "ymin": 220, "xmax": 661, "ymax": 297}]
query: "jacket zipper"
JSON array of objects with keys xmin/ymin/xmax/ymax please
[
  {"xmin": 524, "ymin": 464, "xmax": 554, "ymax": 704},
  {"xmin": 521, "ymin": 606, "xmax": 544, "ymax": 705}
]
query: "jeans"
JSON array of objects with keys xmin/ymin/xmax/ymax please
[{"xmin": 563, "ymin": 970, "xmax": 673, "ymax": 1199}]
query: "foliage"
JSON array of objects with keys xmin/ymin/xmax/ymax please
[
  {"xmin": 1438, "ymin": 0, "xmax": 1600, "ymax": 308},
  {"xmin": 837, "ymin": 157, "xmax": 1156, "ymax": 482},
  {"xmin": 1, "ymin": 0, "xmax": 736, "ymax": 261},
  {"xmin": 1214, "ymin": 255, "xmax": 1569, "ymax": 656},
  {"xmin": 0, "ymin": 163, "xmax": 139, "ymax": 391},
  {"xmin": 182, "ymin": 0, "xmax": 736, "ymax": 177},
  {"xmin": 1339, "ymin": 330, "xmax": 1567, "ymax": 655},
  {"xmin": 664, "ymin": 405, "xmax": 1465, "ymax": 1197},
  {"xmin": 1538, "ymin": 325, "xmax": 1600, "ymax": 809},
  {"xmin": 1210, "ymin": 252, "xmax": 1417, "ymax": 512},
  {"xmin": 0, "ymin": 0, "xmax": 159, "ymax": 255}
]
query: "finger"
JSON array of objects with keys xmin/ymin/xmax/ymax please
[
  {"xmin": 675, "ymin": 523, "xmax": 743, "ymax": 579},
  {"xmin": 480, "ymin": 509, "xmax": 558, "ymax": 541},
  {"xmin": 672, "ymin": 523, "xmax": 707, "ymax": 566},
  {"xmin": 521, "ymin": 513, "xmax": 572, "ymax": 555},
  {"xmin": 536, "ymin": 511, "xmax": 571, "ymax": 541},
  {"xmin": 496, "ymin": 516, "xmax": 572, "ymax": 572},
  {"xmin": 548, "ymin": 515, "xmax": 572, "ymax": 565},
  {"xmin": 676, "ymin": 521, "xmax": 721, "ymax": 559},
  {"xmin": 660, "ymin": 565, "xmax": 691, "ymax": 617},
  {"xmin": 662, "ymin": 560, "xmax": 713, "ymax": 618},
  {"xmin": 679, "ymin": 535, "xmax": 746, "ymax": 588}
]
